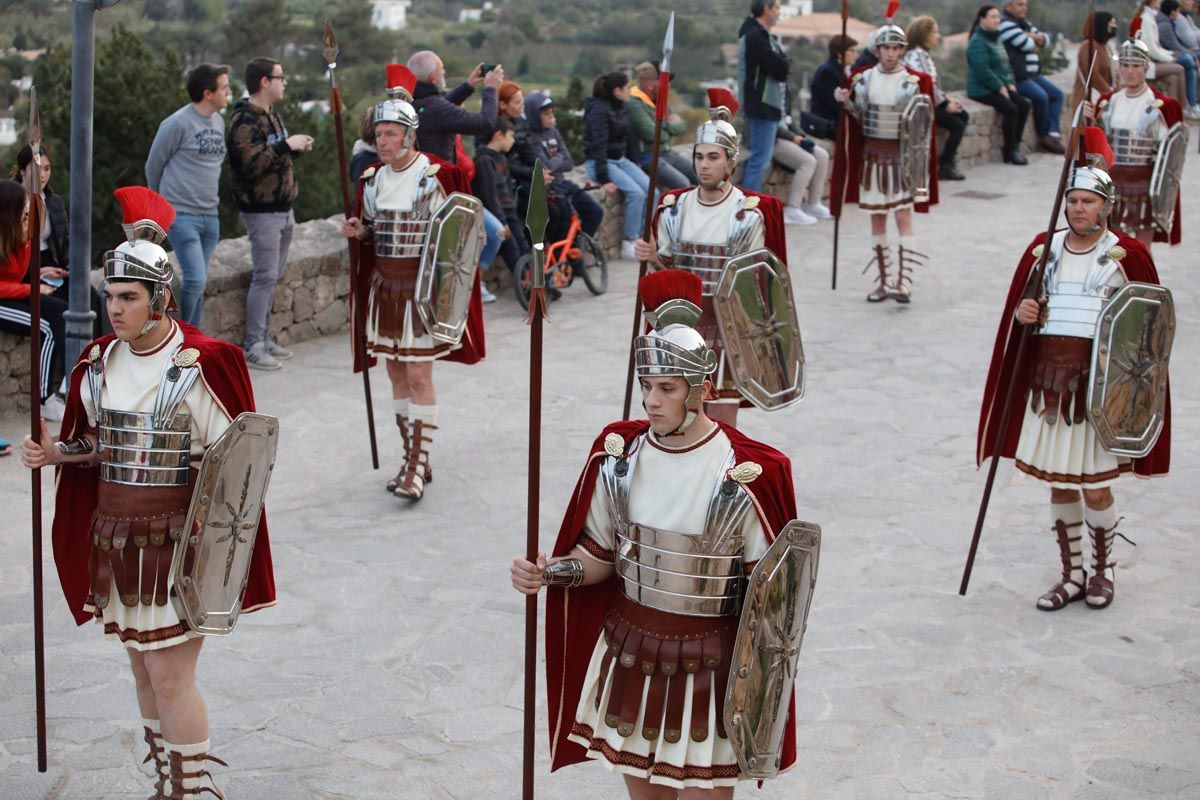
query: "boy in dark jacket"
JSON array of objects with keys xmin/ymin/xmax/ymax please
[
  {"xmin": 472, "ymin": 118, "xmax": 527, "ymax": 272},
  {"xmin": 524, "ymin": 92, "xmax": 604, "ymax": 245}
]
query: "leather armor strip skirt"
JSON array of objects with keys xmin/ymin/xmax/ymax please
[
  {"xmin": 367, "ymin": 256, "xmax": 454, "ymax": 362},
  {"xmin": 859, "ymin": 136, "xmax": 914, "ymax": 212},
  {"xmin": 567, "ymin": 594, "xmax": 742, "ymax": 789},
  {"xmin": 1109, "ymin": 164, "xmax": 1155, "ymax": 234}
]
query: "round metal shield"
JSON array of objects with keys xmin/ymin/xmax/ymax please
[
  {"xmin": 712, "ymin": 248, "xmax": 805, "ymax": 411},
  {"xmin": 416, "ymin": 192, "xmax": 484, "ymax": 344},
  {"xmin": 1088, "ymin": 282, "xmax": 1175, "ymax": 457},
  {"xmin": 170, "ymin": 412, "xmax": 279, "ymax": 636}
]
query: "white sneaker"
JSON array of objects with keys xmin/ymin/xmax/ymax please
[
  {"xmin": 480, "ymin": 287, "xmax": 497, "ymax": 304},
  {"xmin": 266, "ymin": 337, "xmax": 292, "ymax": 360},
  {"xmin": 1186, "ymin": 105, "xmax": 1200, "ymax": 120},
  {"xmin": 620, "ymin": 240, "xmax": 637, "ymax": 261},
  {"xmin": 244, "ymin": 342, "xmax": 282, "ymax": 371},
  {"xmin": 41, "ymin": 393, "xmax": 66, "ymax": 422},
  {"xmin": 783, "ymin": 206, "xmax": 818, "ymax": 226},
  {"xmin": 801, "ymin": 202, "xmax": 834, "ymax": 221}
]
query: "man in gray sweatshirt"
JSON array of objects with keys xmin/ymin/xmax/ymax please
[{"xmin": 145, "ymin": 63, "xmax": 231, "ymax": 327}]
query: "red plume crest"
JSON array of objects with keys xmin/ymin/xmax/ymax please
[
  {"xmin": 885, "ymin": 0, "xmax": 901, "ymax": 19},
  {"xmin": 386, "ymin": 63, "xmax": 417, "ymax": 97},
  {"xmin": 113, "ymin": 186, "xmax": 176, "ymax": 232},
  {"xmin": 639, "ymin": 269, "xmax": 703, "ymax": 312},
  {"xmin": 1081, "ymin": 126, "xmax": 1115, "ymax": 168},
  {"xmin": 706, "ymin": 87, "xmax": 739, "ymax": 117}
]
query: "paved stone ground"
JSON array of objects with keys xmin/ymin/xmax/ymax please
[{"xmin": 2, "ymin": 152, "xmax": 1198, "ymax": 800}]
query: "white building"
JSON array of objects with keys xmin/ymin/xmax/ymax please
[
  {"xmin": 779, "ymin": 0, "xmax": 813, "ymax": 20},
  {"xmin": 0, "ymin": 116, "xmax": 16, "ymax": 147},
  {"xmin": 458, "ymin": 1, "xmax": 494, "ymax": 23},
  {"xmin": 371, "ymin": 0, "xmax": 412, "ymax": 31}
]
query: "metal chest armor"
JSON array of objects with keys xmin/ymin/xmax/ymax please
[
  {"xmin": 1037, "ymin": 230, "xmax": 1127, "ymax": 340},
  {"xmin": 598, "ymin": 434, "xmax": 757, "ymax": 618},
  {"xmin": 366, "ymin": 162, "xmax": 443, "ymax": 259},
  {"xmin": 660, "ymin": 193, "xmax": 761, "ymax": 298},
  {"xmin": 1101, "ymin": 95, "xmax": 1167, "ymax": 167},
  {"xmin": 851, "ymin": 68, "xmax": 921, "ymax": 140},
  {"xmin": 86, "ymin": 340, "xmax": 201, "ymax": 487}
]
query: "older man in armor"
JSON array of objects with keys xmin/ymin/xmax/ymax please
[
  {"xmin": 977, "ymin": 136, "xmax": 1171, "ymax": 611},
  {"xmin": 633, "ymin": 89, "xmax": 789, "ymax": 429},
  {"xmin": 21, "ymin": 186, "xmax": 276, "ymax": 799},
  {"xmin": 512, "ymin": 269, "xmax": 813, "ymax": 797},
  {"xmin": 342, "ymin": 64, "xmax": 485, "ymax": 502},
  {"xmin": 1085, "ymin": 36, "xmax": 1186, "ymax": 247},
  {"xmin": 832, "ymin": 24, "xmax": 939, "ymax": 303}
]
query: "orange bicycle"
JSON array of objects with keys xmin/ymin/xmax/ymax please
[{"xmin": 514, "ymin": 189, "xmax": 607, "ymax": 311}]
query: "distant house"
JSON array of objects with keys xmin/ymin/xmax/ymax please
[
  {"xmin": 0, "ymin": 115, "xmax": 16, "ymax": 147},
  {"xmin": 459, "ymin": 2, "xmax": 494, "ymax": 23},
  {"xmin": 371, "ymin": 0, "xmax": 412, "ymax": 31},
  {"xmin": 773, "ymin": 12, "xmax": 876, "ymax": 46},
  {"xmin": 779, "ymin": 0, "xmax": 814, "ymax": 20}
]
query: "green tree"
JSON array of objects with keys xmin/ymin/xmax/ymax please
[
  {"xmin": 223, "ymin": 0, "xmax": 291, "ymax": 71},
  {"xmin": 558, "ymin": 75, "xmax": 587, "ymax": 162},
  {"xmin": 517, "ymin": 53, "xmax": 530, "ymax": 76},
  {"xmin": 33, "ymin": 26, "xmax": 187, "ymax": 265},
  {"xmin": 467, "ymin": 29, "xmax": 486, "ymax": 49}
]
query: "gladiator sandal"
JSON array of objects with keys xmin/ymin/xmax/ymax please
[
  {"xmin": 143, "ymin": 724, "xmax": 169, "ymax": 800},
  {"xmin": 863, "ymin": 245, "xmax": 892, "ymax": 303},
  {"xmin": 1036, "ymin": 518, "xmax": 1087, "ymax": 611},
  {"xmin": 166, "ymin": 743, "xmax": 227, "ymax": 800},
  {"xmin": 387, "ymin": 414, "xmax": 432, "ymax": 493},
  {"xmin": 1086, "ymin": 517, "xmax": 1132, "ymax": 609},
  {"xmin": 394, "ymin": 419, "xmax": 435, "ymax": 501},
  {"xmin": 893, "ymin": 246, "xmax": 927, "ymax": 304}
]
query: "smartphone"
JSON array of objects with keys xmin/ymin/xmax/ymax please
[
  {"xmin": 481, "ymin": 63, "xmax": 497, "ymax": 76},
  {"xmin": 41, "ymin": 275, "xmax": 64, "ymax": 289}
]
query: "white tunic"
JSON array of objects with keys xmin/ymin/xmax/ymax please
[
  {"xmin": 82, "ymin": 321, "xmax": 233, "ymax": 650},
  {"xmin": 571, "ymin": 427, "xmax": 768, "ymax": 789},
  {"xmin": 1015, "ymin": 241, "xmax": 1130, "ymax": 488}
]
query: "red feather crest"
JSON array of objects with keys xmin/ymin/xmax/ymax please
[
  {"xmin": 885, "ymin": 0, "xmax": 901, "ymax": 19},
  {"xmin": 706, "ymin": 88, "xmax": 739, "ymax": 118},
  {"xmin": 639, "ymin": 269, "xmax": 702, "ymax": 312},
  {"xmin": 386, "ymin": 64, "xmax": 417, "ymax": 97},
  {"xmin": 113, "ymin": 186, "xmax": 175, "ymax": 232},
  {"xmin": 1081, "ymin": 126, "xmax": 1115, "ymax": 168}
]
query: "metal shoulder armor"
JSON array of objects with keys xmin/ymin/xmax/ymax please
[{"xmin": 153, "ymin": 345, "xmax": 202, "ymax": 429}]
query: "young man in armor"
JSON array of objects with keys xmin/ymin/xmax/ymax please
[
  {"xmin": 1084, "ymin": 36, "xmax": 1185, "ymax": 247},
  {"xmin": 341, "ymin": 64, "xmax": 485, "ymax": 502},
  {"xmin": 832, "ymin": 24, "xmax": 939, "ymax": 303},
  {"xmin": 977, "ymin": 135, "xmax": 1170, "ymax": 611},
  {"xmin": 21, "ymin": 186, "xmax": 275, "ymax": 799},
  {"xmin": 511, "ymin": 270, "xmax": 801, "ymax": 798},
  {"xmin": 633, "ymin": 89, "xmax": 788, "ymax": 429}
]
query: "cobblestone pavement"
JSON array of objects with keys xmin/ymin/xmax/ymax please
[{"xmin": 2, "ymin": 152, "xmax": 1198, "ymax": 800}]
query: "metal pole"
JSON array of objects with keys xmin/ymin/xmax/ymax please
[{"xmin": 65, "ymin": 0, "xmax": 99, "ymax": 368}]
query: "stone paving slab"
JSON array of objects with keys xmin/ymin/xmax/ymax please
[{"xmin": 1, "ymin": 150, "xmax": 1198, "ymax": 799}]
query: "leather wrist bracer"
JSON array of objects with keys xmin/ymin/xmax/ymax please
[
  {"xmin": 57, "ymin": 437, "xmax": 95, "ymax": 457},
  {"xmin": 542, "ymin": 558, "xmax": 585, "ymax": 588}
]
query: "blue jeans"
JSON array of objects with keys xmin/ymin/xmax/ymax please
[
  {"xmin": 481, "ymin": 208, "xmax": 504, "ymax": 269},
  {"xmin": 1016, "ymin": 76, "xmax": 1064, "ymax": 137},
  {"xmin": 168, "ymin": 212, "xmax": 219, "ymax": 326},
  {"xmin": 1177, "ymin": 51, "xmax": 1199, "ymax": 107},
  {"xmin": 741, "ymin": 117, "xmax": 779, "ymax": 192},
  {"xmin": 585, "ymin": 157, "xmax": 649, "ymax": 240}
]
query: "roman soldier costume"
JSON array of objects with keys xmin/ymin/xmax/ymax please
[
  {"xmin": 831, "ymin": 23, "xmax": 940, "ymax": 302},
  {"xmin": 1094, "ymin": 37, "xmax": 1186, "ymax": 245},
  {"xmin": 51, "ymin": 187, "xmax": 276, "ymax": 798},
  {"xmin": 977, "ymin": 140, "xmax": 1172, "ymax": 611},
  {"xmin": 350, "ymin": 64, "xmax": 486, "ymax": 500},
  {"xmin": 542, "ymin": 270, "xmax": 818, "ymax": 789},
  {"xmin": 650, "ymin": 89, "xmax": 793, "ymax": 409}
]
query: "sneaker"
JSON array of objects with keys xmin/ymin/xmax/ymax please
[
  {"xmin": 620, "ymin": 239, "xmax": 637, "ymax": 262},
  {"xmin": 801, "ymin": 202, "xmax": 834, "ymax": 221},
  {"xmin": 939, "ymin": 163, "xmax": 966, "ymax": 181},
  {"xmin": 244, "ymin": 342, "xmax": 282, "ymax": 371},
  {"xmin": 480, "ymin": 286, "xmax": 497, "ymax": 304},
  {"xmin": 266, "ymin": 337, "xmax": 292, "ymax": 360},
  {"xmin": 783, "ymin": 206, "xmax": 818, "ymax": 225},
  {"xmin": 1186, "ymin": 105, "xmax": 1200, "ymax": 120},
  {"xmin": 41, "ymin": 393, "xmax": 66, "ymax": 422}
]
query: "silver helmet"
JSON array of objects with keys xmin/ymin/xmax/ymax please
[
  {"xmin": 873, "ymin": 24, "xmax": 907, "ymax": 51},
  {"xmin": 694, "ymin": 87, "xmax": 740, "ymax": 165},
  {"xmin": 103, "ymin": 187, "xmax": 176, "ymax": 336},
  {"xmin": 635, "ymin": 270, "xmax": 718, "ymax": 433},
  {"xmin": 1117, "ymin": 35, "xmax": 1151, "ymax": 67},
  {"xmin": 1068, "ymin": 127, "xmax": 1117, "ymax": 206}
]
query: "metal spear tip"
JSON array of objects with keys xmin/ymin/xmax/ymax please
[
  {"xmin": 27, "ymin": 85, "xmax": 41, "ymax": 148},
  {"xmin": 661, "ymin": 12, "xmax": 675, "ymax": 73},
  {"xmin": 323, "ymin": 18, "xmax": 339, "ymax": 66},
  {"xmin": 524, "ymin": 159, "xmax": 549, "ymax": 248}
]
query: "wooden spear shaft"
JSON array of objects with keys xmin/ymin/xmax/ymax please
[{"xmin": 27, "ymin": 190, "xmax": 48, "ymax": 773}]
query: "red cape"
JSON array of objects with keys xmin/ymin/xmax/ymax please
[
  {"xmin": 1098, "ymin": 88, "xmax": 1183, "ymax": 245},
  {"xmin": 830, "ymin": 66, "xmax": 940, "ymax": 217},
  {"xmin": 52, "ymin": 322, "xmax": 276, "ymax": 626},
  {"xmin": 976, "ymin": 230, "xmax": 1171, "ymax": 477},
  {"xmin": 653, "ymin": 186, "xmax": 789, "ymax": 266},
  {"xmin": 350, "ymin": 152, "xmax": 486, "ymax": 373},
  {"xmin": 544, "ymin": 420, "xmax": 800, "ymax": 775}
]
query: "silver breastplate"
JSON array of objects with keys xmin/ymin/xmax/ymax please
[
  {"xmin": 663, "ymin": 196, "xmax": 761, "ymax": 297},
  {"xmin": 863, "ymin": 103, "xmax": 903, "ymax": 139},
  {"xmin": 371, "ymin": 166, "xmax": 442, "ymax": 259},
  {"xmin": 89, "ymin": 341, "xmax": 199, "ymax": 487},
  {"xmin": 1109, "ymin": 129, "xmax": 1159, "ymax": 166},
  {"xmin": 1039, "ymin": 235, "xmax": 1125, "ymax": 339},
  {"xmin": 599, "ymin": 436, "xmax": 756, "ymax": 617}
]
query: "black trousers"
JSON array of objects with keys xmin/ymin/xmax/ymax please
[
  {"xmin": 0, "ymin": 293, "xmax": 67, "ymax": 400},
  {"xmin": 935, "ymin": 103, "xmax": 969, "ymax": 165},
  {"xmin": 970, "ymin": 91, "xmax": 1032, "ymax": 154}
]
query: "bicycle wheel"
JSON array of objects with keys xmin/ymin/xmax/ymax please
[
  {"xmin": 575, "ymin": 232, "xmax": 608, "ymax": 296},
  {"xmin": 513, "ymin": 253, "xmax": 533, "ymax": 311}
]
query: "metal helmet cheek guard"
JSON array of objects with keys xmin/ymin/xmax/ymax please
[
  {"xmin": 694, "ymin": 88, "xmax": 741, "ymax": 168},
  {"xmin": 103, "ymin": 187, "xmax": 177, "ymax": 336}
]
